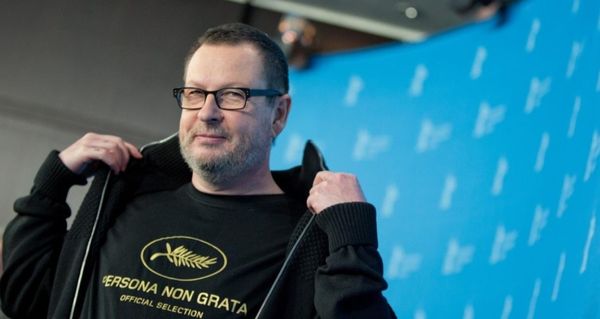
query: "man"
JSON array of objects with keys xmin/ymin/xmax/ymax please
[{"xmin": 0, "ymin": 23, "xmax": 395, "ymax": 318}]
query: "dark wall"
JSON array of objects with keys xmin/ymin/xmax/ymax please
[{"xmin": 0, "ymin": 0, "xmax": 258, "ymax": 142}]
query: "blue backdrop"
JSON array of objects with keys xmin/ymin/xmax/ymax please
[{"xmin": 271, "ymin": 0, "xmax": 600, "ymax": 318}]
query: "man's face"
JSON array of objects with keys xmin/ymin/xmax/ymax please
[{"xmin": 179, "ymin": 43, "xmax": 280, "ymax": 185}]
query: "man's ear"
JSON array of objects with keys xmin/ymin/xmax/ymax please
[{"xmin": 272, "ymin": 94, "xmax": 291, "ymax": 138}]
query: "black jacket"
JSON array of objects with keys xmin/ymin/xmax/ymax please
[{"xmin": 1, "ymin": 134, "xmax": 396, "ymax": 319}]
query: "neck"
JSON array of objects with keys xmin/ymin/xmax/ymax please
[{"xmin": 191, "ymin": 164, "xmax": 283, "ymax": 195}]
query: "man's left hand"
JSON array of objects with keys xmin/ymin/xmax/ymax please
[{"xmin": 307, "ymin": 171, "xmax": 367, "ymax": 214}]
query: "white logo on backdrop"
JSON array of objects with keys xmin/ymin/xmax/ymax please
[
  {"xmin": 572, "ymin": 0, "xmax": 580, "ymax": 13},
  {"xmin": 442, "ymin": 238, "xmax": 474, "ymax": 275},
  {"xmin": 526, "ymin": 19, "xmax": 541, "ymax": 52},
  {"xmin": 567, "ymin": 96, "xmax": 581, "ymax": 138},
  {"xmin": 557, "ymin": 174, "xmax": 576, "ymax": 218},
  {"xmin": 500, "ymin": 295, "xmax": 513, "ymax": 319},
  {"xmin": 387, "ymin": 246, "xmax": 423, "ymax": 279},
  {"xmin": 353, "ymin": 129, "xmax": 391, "ymax": 161},
  {"xmin": 284, "ymin": 133, "xmax": 304, "ymax": 164},
  {"xmin": 414, "ymin": 309, "xmax": 427, "ymax": 319},
  {"xmin": 473, "ymin": 101, "xmax": 506, "ymax": 138},
  {"xmin": 345, "ymin": 75, "xmax": 364, "ymax": 107},
  {"xmin": 416, "ymin": 119, "xmax": 452, "ymax": 153},
  {"xmin": 534, "ymin": 132, "xmax": 550, "ymax": 173},
  {"xmin": 566, "ymin": 41, "xmax": 584, "ymax": 78},
  {"xmin": 528, "ymin": 205, "xmax": 549, "ymax": 246},
  {"xmin": 551, "ymin": 252, "xmax": 566, "ymax": 302},
  {"xmin": 527, "ymin": 279, "xmax": 542, "ymax": 319},
  {"xmin": 492, "ymin": 156, "xmax": 509, "ymax": 196},
  {"xmin": 409, "ymin": 64, "xmax": 428, "ymax": 97},
  {"xmin": 463, "ymin": 303, "xmax": 475, "ymax": 319},
  {"xmin": 489, "ymin": 225, "xmax": 518, "ymax": 265},
  {"xmin": 470, "ymin": 46, "xmax": 487, "ymax": 79},
  {"xmin": 584, "ymin": 130, "xmax": 600, "ymax": 182},
  {"xmin": 439, "ymin": 174, "xmax": 457, "ymax": 211},
  {"xmin": 525, "ymin": 77, "xmax": 552, "ymax": 114},
  {"xmin": 580, "ymin": 213, "xmax": 596, "ymax": 274},
  {"xmin": 381, "ymin": 184, "xmax": 399, "ymax": 218}
]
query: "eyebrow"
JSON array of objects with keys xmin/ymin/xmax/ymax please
[{"xmin": 184, "ymin": 81, "xmax": 249, "ymax": 89}]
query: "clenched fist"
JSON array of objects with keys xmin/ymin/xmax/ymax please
[{"xmin": 307, "ymin": 171, "xmax": 367, "ymax": 214}]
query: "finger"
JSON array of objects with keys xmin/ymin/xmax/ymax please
[
  {"xmin": 309, "ymin": 179, "xmax": 328, "ymax": 198},
  {"xmin": 88, "ymin": 146, "xmax": 122, "ymax": 173},
  {"xmin": 125, "ymin": 142, "xmax": 143, "ymax": 159},
  {"xmin": 112, "ymin": 139, "xmax": 131, "ymax": 172},
  {"xmin": 312, "ymin": 171, "xmax": 331, "ymax": 186},
  {"xmin": 109, "ymin": 137, "xmax": 142, "ymax": 169},
  {"xmin": 100, "ymin": 136, "xmax": 136, "ymax": 172},
  {"xmin": 91, "ymin": 140, "xmax": 126, "ymax": 173},
  {"xmin": 306, "ymin": 196, "xmax": 317, "ymax": 214},
  {"xmin": 306, "ymin": 192, "xmax": 328, "ymax": 215}
]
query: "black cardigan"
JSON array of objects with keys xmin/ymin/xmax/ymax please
[{"xmin": 1, "ymin": 134, "xmax": 396, "ymax": 318}]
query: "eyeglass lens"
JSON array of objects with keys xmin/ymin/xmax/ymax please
[{"xmin": 180, "ymin": 88, "xmax": 246, "ymax": 109}]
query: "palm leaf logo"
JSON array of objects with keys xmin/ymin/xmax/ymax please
[{"xmin": 150, "ymin": 242, "xmax": 217, "ymax": 269}]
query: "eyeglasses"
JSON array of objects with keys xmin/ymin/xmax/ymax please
[{"xmin": 172, "ymin": 87, "xmax": 283, "ymax": 110}]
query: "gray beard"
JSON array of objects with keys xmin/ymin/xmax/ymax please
[{"xmin": 179, "ymin": 128, "xmax": 270, "ymax": 187}]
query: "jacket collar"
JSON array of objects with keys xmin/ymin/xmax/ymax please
[{"xmin": 134, "ymin": 133, "xmax": 326, "ymax": 200}]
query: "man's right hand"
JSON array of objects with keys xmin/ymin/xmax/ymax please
[{"xmin": 59, "ymin": 132, "xmax": 143, "ymax": 176}]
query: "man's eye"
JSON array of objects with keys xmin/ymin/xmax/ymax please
[
  {"xmin": 221, "ymin": 90, "xmax": 244, "ymax": 99},
  {"xmin": 187, "ymin": 89, "xmax": 204, "ymax": 96}
]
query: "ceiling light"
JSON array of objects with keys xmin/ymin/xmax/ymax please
[{"xmin": 405, "ymin": 7, "xmax": 419, "ymax": 19}]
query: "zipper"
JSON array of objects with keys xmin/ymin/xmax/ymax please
[
  {"xmin": 254, "ymin": 140, "xmax": 326, "ymax": 319},
  {"xmin": 254, "ymin": 214, "xmax": 316, "ymax": 319},
  {"xmin": 67, "ymin": 132, "xmax": 178, "ymax": 319},
  {"xmin": 68, "ymin": 172, "xmax": 111, "ymax": 319}
]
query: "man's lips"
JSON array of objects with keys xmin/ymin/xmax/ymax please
[
  {"xmin": 193, "ymin": 133, "xmax": 227, "ymax": 143},
  {"xmin": 196, "ymin": 134, "xmax": 225, "ymax": 138}
]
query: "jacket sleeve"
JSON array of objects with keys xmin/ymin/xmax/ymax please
[
  {"xmin": 0, "ymin": 151, "xmax": 86, "ymax": 318},
  {"xmin": 313, "ymin": 202, "xmax": 397, "ymax": 319}
]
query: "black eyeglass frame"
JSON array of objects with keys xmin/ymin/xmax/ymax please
[{"xmin": 172, "ymin": 87, "xmax": 283, "ymax": 110}]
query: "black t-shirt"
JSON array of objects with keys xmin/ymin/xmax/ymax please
[{"xmin": 81, "ymin": 183, "xmax": 305, "ymax": 319}]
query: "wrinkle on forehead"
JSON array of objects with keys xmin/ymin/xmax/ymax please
[{"xmin": 184, "ymin": 43, "xmax": 267, "ymax": 90}]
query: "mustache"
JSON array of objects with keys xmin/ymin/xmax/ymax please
[{"xmin": 186, "ymin": 125, "xmax": 229, "ymax": 139}]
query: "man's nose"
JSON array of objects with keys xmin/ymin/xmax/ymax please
[{"xmin": 196, "ymin": 93, "xmax": 223, "ymax": 122}]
